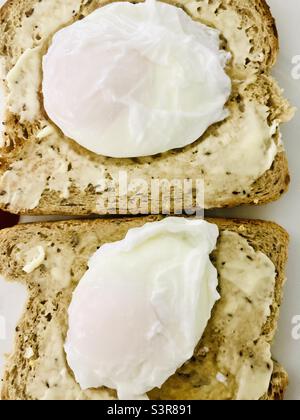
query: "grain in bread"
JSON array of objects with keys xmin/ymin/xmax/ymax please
[
  {"xmin": 0, "ymin": 216, "xmax": 289, "ymax": 400},
  {"xmin": 0, "ymin": 0, "xmax": 294, "ymax": 215}
]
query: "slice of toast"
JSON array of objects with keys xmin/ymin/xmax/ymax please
[
  {"xmin": 0, "ymin": 0, "xmax": 294, "ymax": 215},
  {"xmin": 0, "ymin": 217, "xmax": 289, "ymax": 400}
]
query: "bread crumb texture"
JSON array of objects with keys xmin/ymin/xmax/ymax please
[
  {"xmin": 0, "ymin": 0, "xmax": 294, "ymax": 214},
  {"xmin": 0, "ymin": 217, "xmax": 289, "ymax": 400}
]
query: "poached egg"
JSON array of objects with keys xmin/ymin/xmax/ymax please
[
  {"xmin": 65, "ymin": 217, "xmax": 220, "ymax": 400},
  {"xmin": 42, "ymin": 0, "xmax": 231, "ymax": 158}
]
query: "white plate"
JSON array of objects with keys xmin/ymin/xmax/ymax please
[{"xmin": 0, "ymin": 0, "xmax": 299, "ymax": 400}]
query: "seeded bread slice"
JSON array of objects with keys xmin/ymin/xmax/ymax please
[
  {"xmin": 0, "ymin": 217, "xmax": 289, "ymax": 400},
  {"xmin": 0, "ymin": 0, "xmax": 294, "ymax": 215}
]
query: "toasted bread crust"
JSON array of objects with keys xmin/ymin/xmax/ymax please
[
  {"xmin": 0, "ymin": 217, "xmax": 289, "ymax": 400},
  {"xmin": 0, "ymin": 0, "xmax": 293, "ymax": 214}
]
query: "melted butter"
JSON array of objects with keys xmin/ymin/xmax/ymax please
[
  {"xmin": 27, "ymin": 321, "xmax": 114, "ymax": 400},
  {"xmin": 12, "ymin": 230, "xmax": 276, "ymax": 400},
  {"xmin": 0, "ymin": 57, "xmax": 6, "ymax": 147},
  {"xmin": 198, "ymin": 102, "xmax": 277, "ymax": 208},
  {"xmin": 0, "ymin": 123, "xmax": 104, "ymax": 210},
  {"xmin": 185, "ymin": 0, "xmax": 251, "ymax": 69},
  {"xmin": 10, "ymin": 0, "xmax": 253, "ymax": 70},
  {"xmin": 0, "ymin": 0, "xmax": 289, "ymax": 211},
  {"xmin": 11, "ymin": 0, "xmax": 85, "ymax": 63},
  {"xmin": 7, "ymin": 47, "xmax": 42, "ymax": 122},
  {"xmin": 214, "ymin": 231, "xmax": 276, "ymax": 400},
  {"xmin": 15, "ymin": 241, "xmax": 76, "ymax": 292},
  {"xmin": 0, "ymin": 101, "xmax": 278, "ymax": 211},
  {"xmin": 22, "ymin": 246, "xmax": 45, "ymax": 274}
]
